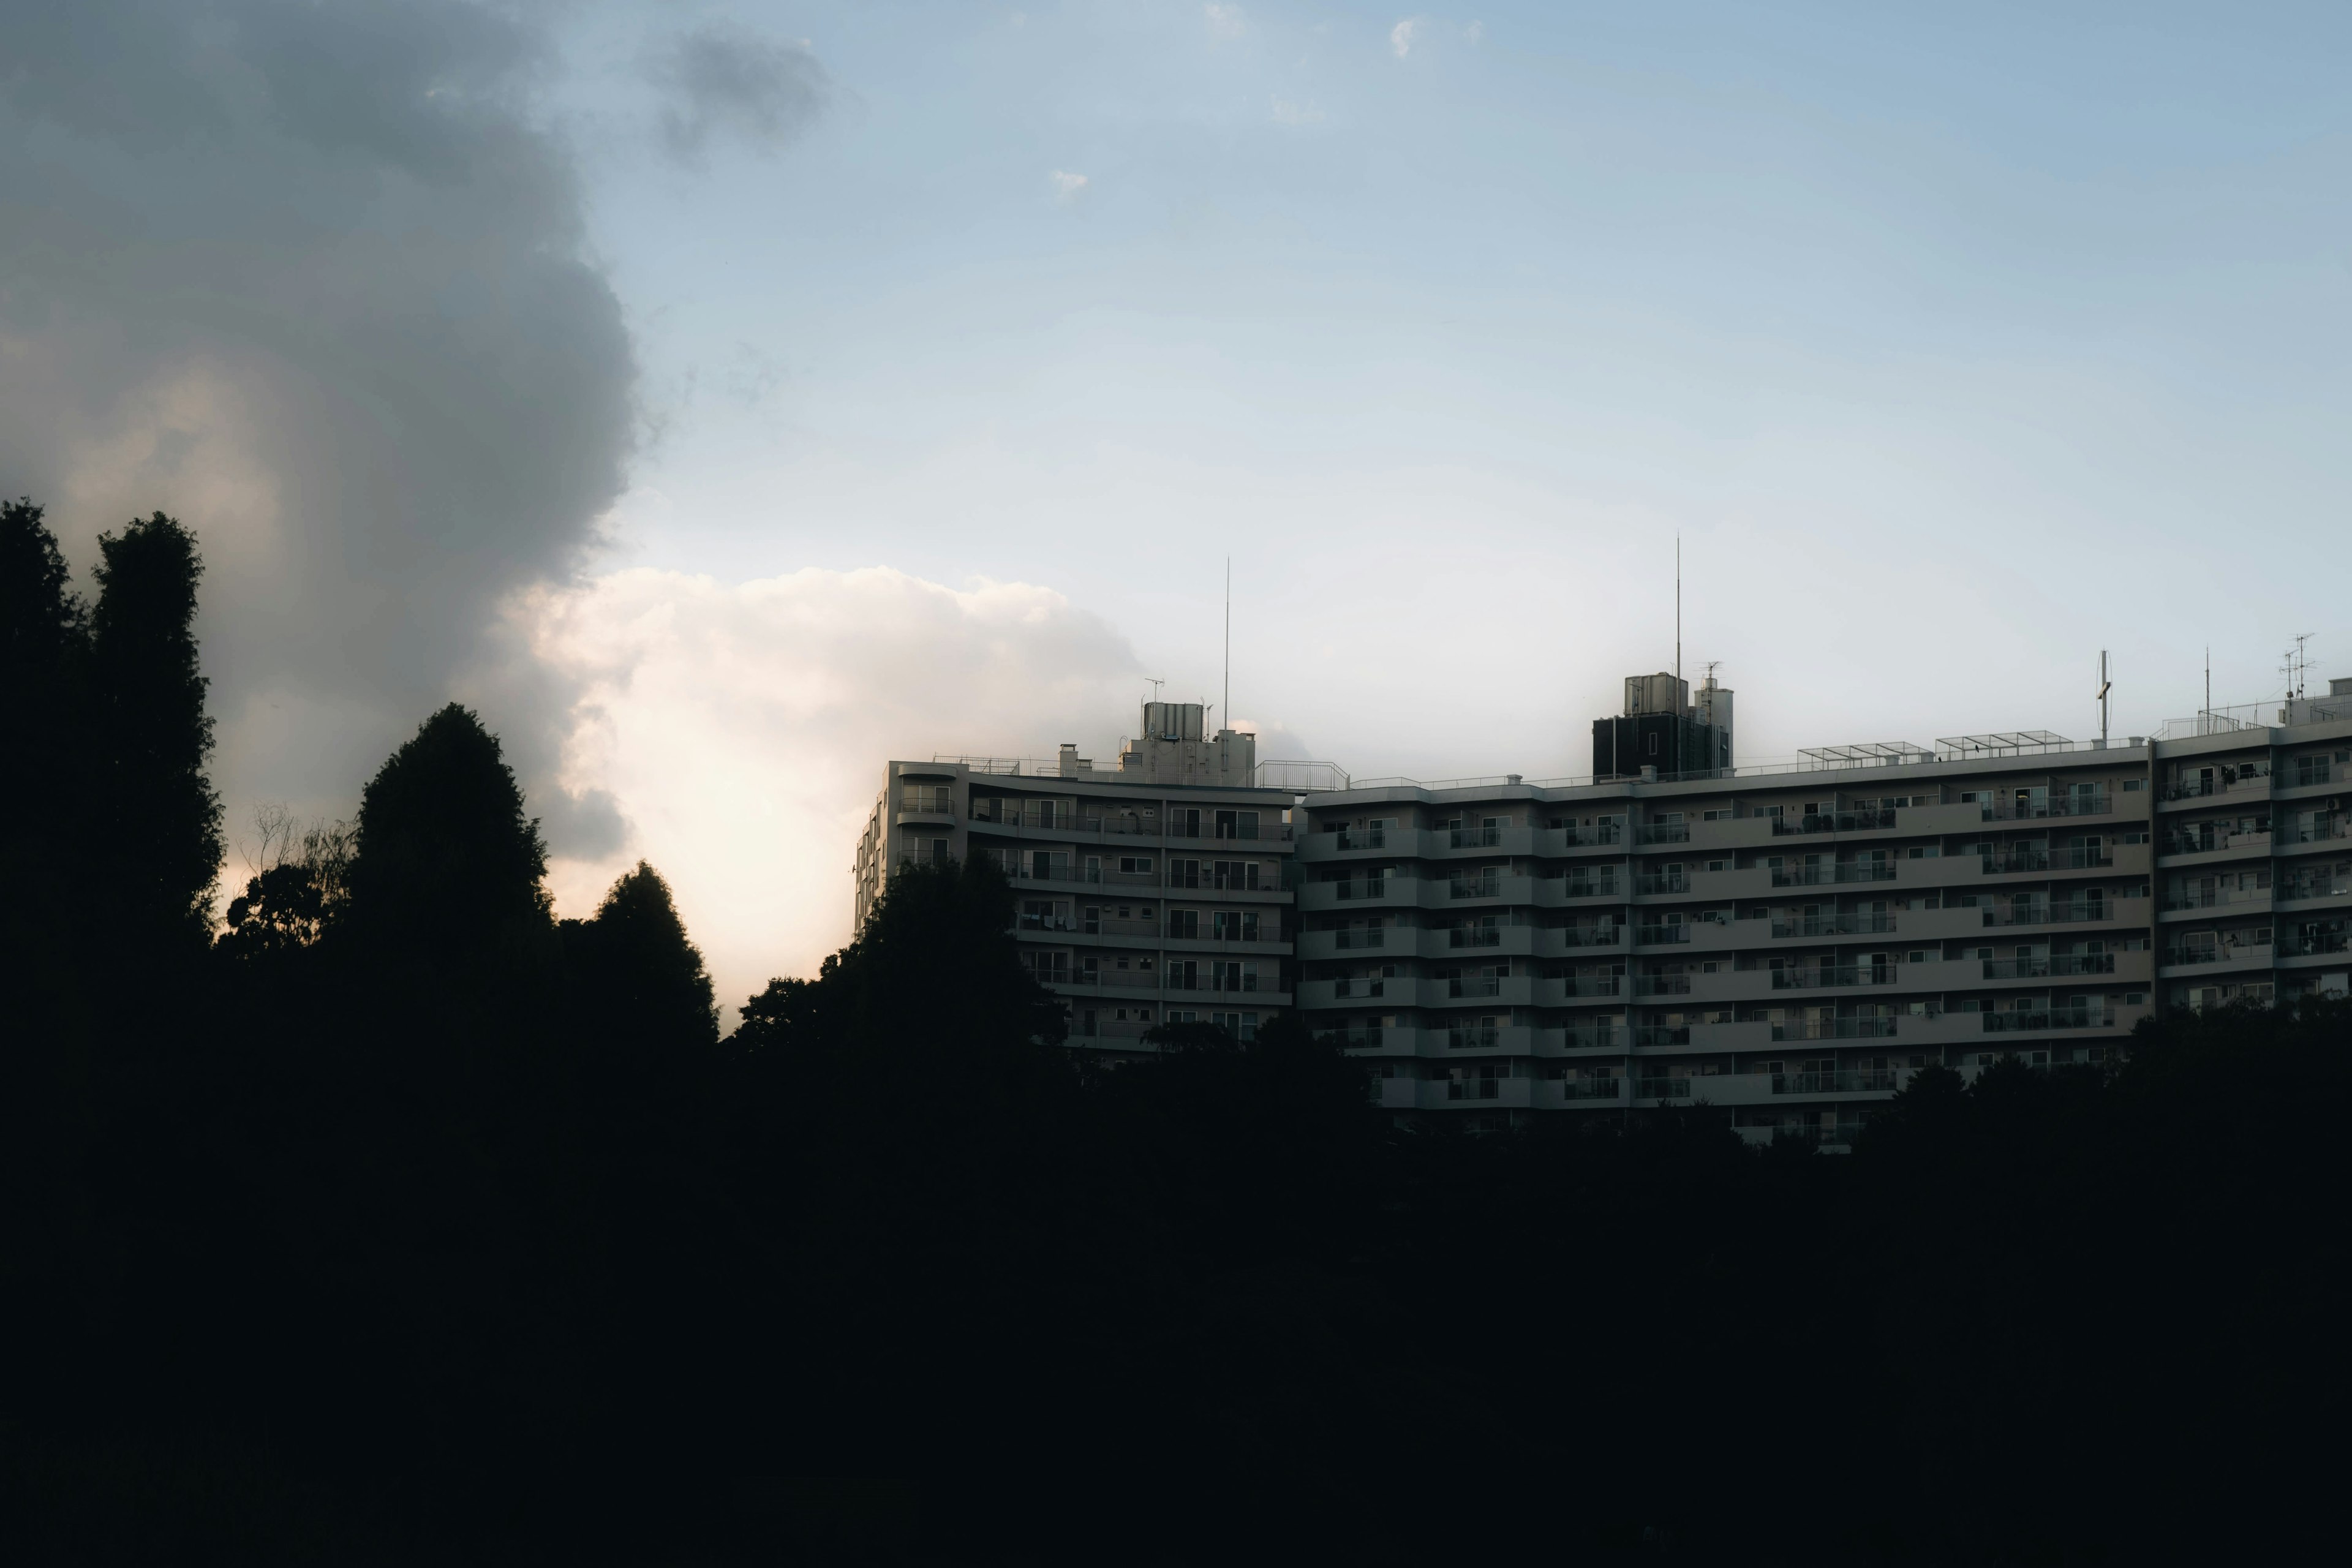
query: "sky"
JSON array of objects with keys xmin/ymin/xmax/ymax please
[{"xmin": 6, "ymin": 1, "xmax": 2350, "ymax": 1016}]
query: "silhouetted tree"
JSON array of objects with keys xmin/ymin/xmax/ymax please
[
  {"xmin": 87, "ymin": 512, "xmax": 221, "ymax": 955},
  {"xmin": 342, "ymin": 702, "xmax": 551, "ymax": 964},
  {"xmin": 559, "ymin": 860, "xmax": 717, "ymax": 1050},
  {"xmin": 0, "ymin": 497, "xmax": 89, "ymax": 998}
]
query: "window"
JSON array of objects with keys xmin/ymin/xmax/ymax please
[{"xmin": 1168, "ymin": 909, "xmax": 1200, "ymax": 940}]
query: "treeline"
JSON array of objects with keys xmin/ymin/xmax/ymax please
[{"xmin": 1, "ymin": 499, "xmax": 2342, "ymax": 1564}]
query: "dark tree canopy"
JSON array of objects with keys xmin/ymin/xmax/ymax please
[
  {"xmin": 87, "ymin": 511, "xmax": 222, "ymax": 950},
  {"xmin": 560, "ymin": 859, "xmax": 718, "ymax": 1050},
  {"xmin": 345, "ymin": 703, "xmax": 551, "ymax": 952}
]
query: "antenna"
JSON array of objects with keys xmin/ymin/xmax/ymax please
[
  {"xmin": 1223, "ymin": 556, "xmax": 1231, "ymax": 734},
  {"xmin": 2204, "ymin": 647, "xmax": 2211, "ymax": 733},
  {"xmin": 1146, "ymin": 676, "xmax": 1164, "ymax": 706},
  {"xmin": 2097, "ymin": 650, "xmax": 2111, "ymax": 746},
  {"xmin": 2293, "ymin": 632, "xmax": 2315, "ymax": 699},
  {"xmin": 1675, "ymin": 533, "xmax": 1681, "ymax": 692}
]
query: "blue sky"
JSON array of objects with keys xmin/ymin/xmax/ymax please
[{"xmin": 576, "ymin": 2, "xmax": 2350, "ymax": 764}]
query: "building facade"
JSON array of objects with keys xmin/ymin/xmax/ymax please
[
  {"xmin": 1292, "ymin": 675, "xmax": 2352, "ymax": 1140},
  {"xmin": 854, "ymin": 704, "xmax": 1298, "ymax": 1054},
  {"xmin": 851, "ymin": 677, "xmax": 2350, "ymax": 1137}
]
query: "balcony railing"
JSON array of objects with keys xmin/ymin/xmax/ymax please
[
  {"xmin": 1636, "ymin": 823, "xmax": 1692, "ymax": 844},
  {"xmin": 1555, "ymin": 977, "xmax": 1624, "ymax": 997},
  {"xmin": 1447, "ymin": 1077, "xmax": 1504, "ymax": 1100},
  {"xmin": 1328, "ymin": 877, "xmax": 1390, "ymax": 900},
  {"xmin": 1555, "ymin": 926, "xmax": 1622, "ymax": 948},
  {"xmin": 1982, "ymin": 794, "xmax": 2111, "ymax": 820},
  {"xmin": 1770, "ymin": 1069, "xmax": 1899, "ymax": 1095},
  {"xmin": 1332, "ymin": 927, "xmax": 1386, "ymax": 949},
  {"xmin": 1773, "ymin": 809, "xmax": 1896, "ymax": 836},
  {"xmin": 1449, "ymin": 880, "xmax": 1503, "ymax": 900},
  {"xmin": 1447, "ymin": 1026, "xmax": 1500, "ymax": 1049},
  {"xmin": 2162, "ymin": 831, "xmax": 2271, "ymax": 857},
  {"xmin": 2162, "ymin": 778, "xmax": 2260, "ymax": 802},
  {"xmin": 1633, "ymin": 924, "xmax": 1691, "ymax": 944},
  {"xmin": 1634, "ymin": 1077, "xmax": 1694, "ymax": 1099},
  {"xmin": 1771, "ymin": 913, "xmax": 1898, "ymax": 938},
  {"xmin": 1447, "ymin": 977, "xmax": 1504, "ymax": 998},
  {"xmin": 1771, "ymin": 863, "xmax": 1898, "ymax": 888},
  {"xmin": 1327, "ymin": 1028, "xmax": 1384, "ymax": 1049},
  {"xmin": 1330, "ymin": 827, "xmax": 1386, "ymax": 850},
  {"xmin": 1981, "ymin": 1009, "xmax": 2114, "ymax": 1032},
  {"xmin": 2161, "ymin": 944, "xmax": 2269, "ymax": 967},
  {"xmin": 1983, "ymin": 954, "xmax": 2116, "ymax": 979},
  {"xmin": 1560, "ymin": 1079, "xmax": 1621, "ymax": 1101},
  {"xmin": 1551, "ymin": 824, "xmax": 1624, "ymax": 848},
  {"xmin": 1082, "ymin": 916, "xmax": 1161, "ymax": 937},
  {"xmin": 1448, "ymin": 826, "xmax": 1502, "ymax": 848},
  {"xmin": 1979, "ymin": 849, "xmax": 2051, "ymax": 875},
  {"xmin": 1633, "ymin": 975, "xmax": 1692, "ymax": 996},
  {"xmin": 1080, "ymin": 968, "xmax": 1161, "ymax": 990},
  {"xmin": 1562, "ymin": 878, "xmax": 1619, "ymax": 899},
  {"xmin": 897, "ymin": 794, "xmax": 955, "ymax": 816},
  {"xmin": 1983, "ymin": 902, "xmax": 2117, "ymax": 927},
  {"xmin": 1633, "ymin": 874, "xmax": 1689, "ymax": 895},
  {"xmin": 2163, "ymin": 891, "xmax": 2269, "ymax": 913},
  {"xmin": 1448, "ymin": 927, "xmax": 1504, "ymax": 948},
  {"xmin": 1630, "ymin": 1025, "xmax": 1690, "ymax": 1047},
  {"xmin": 1771, "ymin": 966, "xmax": 1898, "ymax": 990},
  {"xmin": 2281, "ymin": 932, "xmax": 2351, "ymax": 957},
  {"xmin": 1769, "ymin": 1018, "xmax": 1898, "ymax": 1041},
  {"xmin": 1561, "ymin": 1028, "xmax": 1622, "ymax": 1050}
]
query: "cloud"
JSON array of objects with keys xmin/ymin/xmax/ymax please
[
  {"xmin": 1390, "ymin": 17, "xmax": 1425, "ymax": 58},
  {"xmin": 1466, "ymin": 20, "xmax": 1485, "ymax": 45},
  {"xmin": 521, "ymin": 565, "xmax": 1148, "ymax": 1016},
  {"xmin": 651, "ymin": 20, "xmax": 827, "ymax": 165},
  {"xmin": 0, "ymin": 1, "xmax": 646, "ymax": 852},
  {"xmin": 0, "ymin": 0, "xmax": 643, "ymax": 855},
  {"xmin": 1269, "ymin": 96, "xmax": 1325, "ymax": 126},
  {"xmin": 1204, "ymin": 4, "xmax": 1246, "ymax": 41},
  {"xmin": 1050, "ymin": 168, "xmax": 1089, "ymax": 203}
]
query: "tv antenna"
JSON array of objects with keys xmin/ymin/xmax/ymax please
[
  {"xmin": 1674, "ymin": 533, "xmax": 1681, "ymax": 690},
  {"xmin": 2291, "ymin": 632, "xmax": 2315, "ymax": 699},
  {"xmin": 1145, "ymin": 676, "xmax": 1165, "ymax": 706},
  {"xmin": 1223, "ymin": 556, "xmax": 1231, "ymax": 733},
  {"xmin": 2096, "ymin": 650, "xmax": 2111, "ymax": 746}
]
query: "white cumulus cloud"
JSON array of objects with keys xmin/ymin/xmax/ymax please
[
  {"xmin": 1270, "ymin": 95, "xmax": 1325, "ymax": 125},
  {"xmin": 519, "ymin": 566, "xmax": 1146, "ymax": 1019},
  {"xmin": 1050, "ymin": 168, "xmax": 1089, "ymax": 202},
  {"xmin": 1390, "ymin": 16, "xmax": 1425, "ymax": 58},
  {"xmin": 1204, "ymin": 4, "xmax": 1246, "ymax": 40}
]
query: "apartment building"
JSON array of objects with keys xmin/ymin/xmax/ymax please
[
  {"xmin": 1293, "ymin": 674, "xmax": 2352, "ymax": 1142},
  {"xmin": 854, "ymin": 703, "xmax": 1298, "ymax": 1054}
]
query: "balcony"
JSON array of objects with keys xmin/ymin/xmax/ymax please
[
  {"xmin": 1980, "ymin": 1009, "xmax": 2115, "ymax": 1033},
  {"xmin": 1978, "ymin": 848, "xmax": 2051, "ymax": 875},
  {"xmin": 1559, "ymin": 1078, "xmax": 1623, "ymax": 1101},
  {"xmin": 2282, "ymin": 932, "xmax": 2352, "ymax": 958},
  {"xmin": 1082, "ymin": 916, "xmax": 1161, "ymax": 938},
  {"xmin": 1770, "ymin": 913, "xmax": 1898, "ymax": 938},
  {"xmin": 1333, "ymin": 927, "xmax": 1388, "ymax": 949},
  {"xmin": 1632, "ymin": 974, "xmax": 1692, "ymax": 996},
  {"xmin": 2162, "ymin": 778, "xmax": 2263, "ymax": 803},
  {"xmin": 1769, "ymin": 1018, "xmax": 1898, "ymax": 1041},
  {"xmin": 1553, "ymin": 877, "xmax": 1621, "ymax": 902},
  {"xmin": 1068, "ymin": 1017, "xmax": 1154, "ymax": 1042},
  {"xmin": 1636, "ymin": 823, "xmax": 1692, "ymax": 845},
  {"xmin": 1330, "ymin": 827, "xmax": 1387, "ymax": 851},
  {"xmin": 1630, "ymin": 1025, "xmax": 1690, "ymax": 1047},
  {"xmin": 2161, "ymin": 891, "xmax": 2270, "ymax": 914},
  {"xmin": 2162, "ymin": 944, "xmax": 2272, "ymax": 968},
  {"xmin": 1981, "ymin": 794, "xmax": 2111, "ymax": 820},
  {"xmin": 1327, "ymin": 1027, "xmax": 1387, "ymax": 1049},
  {"xmin": 1772, "ymin": 809, "xmax": 1897, "ymax": 836},
  {"xmin": 1446, "ymin": 824, "xmax": 1503, "ymax": 849},
  {"xmin": 1446, "ymin": 1025, "xmax": 1501, "ymax": 1050},
  {"xmin": 1632, "ymin": 874, "xmax": 1690, "ymax": 895},
  {"xmin": 1447, "ymin": 878, "xmax": 1506, "ymax": 901},
  {"xmin": 1634, "ymin": 1077, "xmax": 1695, "ymax": 1099},
  {"xmin": 2160, "ymin": 829, "xmax": 2272, "ymax": 859},
  {"xmin": 1633, "ymin": 924, "xmax": 1692, "ymax": 945},
  {"xmin": 1982, "ymin": 900, "xmax": 2129, "ymax": 928},
  {"xmin": 1447, "ymin": 925, "xmax": 1506, "ymax": 949},
  {"xmin": 1983, "ymin": 954, "xmax": 2116, "ymax": 979},
  {"xmin": 1770, "ymin": 965, "xmax": 1899, "ymax": 990},
  {"xmin": 1771, "ymin": 863, "xmax": 1898, "ymax": 888},
  {"xmin": 1770, "ymin": 1070, "xmax": 1900, "ymax": 1095},
  {"xmin": 1540, "ymin": 976, "xmax": 1624, "ymax": 1000},
  {"xmin": 1445, "ymin": 975, "xmax": 1504, "ymax": 998},
  {"xmin": 1548, "ymin": 925, "xmax": 1623, "ymax": 949},
  {"xmin": 1540, "ymin": 824, "xmax": 1624, "ymax": 850},
  {"xmin": 1556, "ymin": 1027, "xmax": 1623, "ymax": 1050}
]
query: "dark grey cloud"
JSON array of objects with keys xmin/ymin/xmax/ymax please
[
  {"xmin": 0, "ymin": 0, "xmax": 636, "ymax": 854},
  {"xmin": 652, "ymin": 20, "xmax": 827, "ymax": 165}
]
